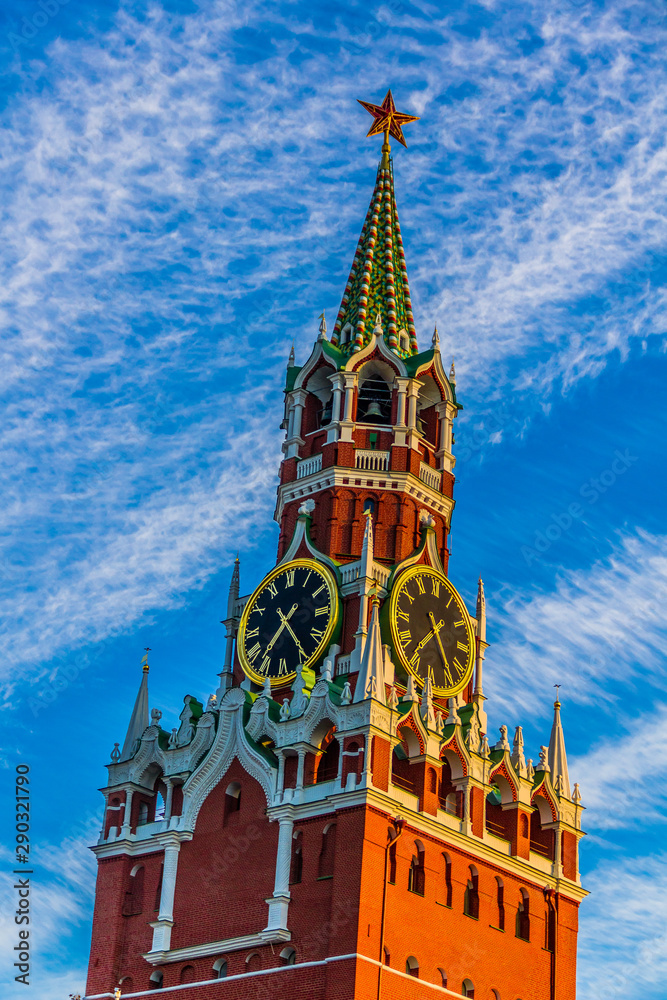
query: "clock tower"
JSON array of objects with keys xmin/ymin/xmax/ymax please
[{"xmin": 84, "ymin": 92, "xmax": 586, "ymax": 1000}]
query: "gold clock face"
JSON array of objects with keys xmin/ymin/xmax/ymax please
[
  {"xmin": 237, "ymin": 559, "xmax": 339, "ymax": 687},
  {"xmin": 389, "ymin": 565, "xmax": 475, "ymax": 697}
]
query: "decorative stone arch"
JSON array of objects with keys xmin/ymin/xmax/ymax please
[
  {"xmin": 293, "ymin": 342, "xmax": 334, "ymax": 392},
  {"xmin": 181, "ymin": 690, "xmax": 274, "ymax": 832},
  {"xmin": 308, "ymin": 716, "xmax": 337, "ymax": 749},
  {"xmin": 489, "ymin": 761, "xmax": 519, "ymax": 803},
  {"xmin": 413, "ymin": 353, "xmax": 455, "ymax": 404},
  {"xmin": 531, "ymin": 783, "xmax": 558, "ymax": 822},
  {"xmin": 441, "ymin": 740, "xmax": 468, "ymax": 779},
  {"xmin": 397, "ymin": 717, "xmax": 425, "ymax": 756},
  {"xmin": 346, "ymin": 334, "xmax": 408, "ymax": 377}
]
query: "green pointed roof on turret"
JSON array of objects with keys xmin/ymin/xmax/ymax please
[{"xmin": 331, "ymin": 147, "xmax": 418, "ymax": 360}]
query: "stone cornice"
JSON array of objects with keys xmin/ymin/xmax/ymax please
[{"xmin": 274, "ymin": 464, "xmax": 455, "ymax": 525}]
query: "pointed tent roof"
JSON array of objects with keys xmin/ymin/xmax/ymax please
[
  {"xmin": 354, "ymin": 595, "xmax": 386, "ymax": 703},
  {"xmin": 548, "ymin": 698, "xmax": 571, "ymax": 798},
  {"xmin": 120, "ymin": 663, "xmax": 150, "ymax": 761},
  {"xmin": 331, "ymin": 151, "xmax": 418, "ymax": 359}
]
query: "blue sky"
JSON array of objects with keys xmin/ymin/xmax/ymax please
[{"xmin": 0, "ymin": 0, "xmax": 666, "ymax": 996}]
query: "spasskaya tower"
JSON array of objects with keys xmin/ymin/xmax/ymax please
[{"xmin": 84, "ymin": 91, "xmax": 586, "ymax": 1000}]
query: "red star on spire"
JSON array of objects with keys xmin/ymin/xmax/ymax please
[{"xmin": 357, "ymin": 89, "xmax": 420, "ymax": 148}]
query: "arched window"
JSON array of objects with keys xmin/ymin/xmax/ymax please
[
  {"xmin": 120, "ymin": 977, "xmax": 134, "ymax": 992},
  {"xmin": 438, "ymin": 968, "xmax": 448, "ymax": 988},
  {"xmin": 408, "ymin": 840, "xmax": 425, "ymax": 896},
  {"xmin": 149, "ymin": 969, "xmax": 163, "ymax": 989},
  {"xmin": 491, "ymin": 989, "xmax": 501, "ymax": 999},
  {"xmin": 318, "ymin": 823, "xmax": 336, "ymax": 878},
  {"xmin": 224, "ymin": 782, "xmax": 241, "ymax": 826},
  {"xmin": 405, "ymin": 955, "xmax": 419, "ymax": 978},
  {"xmin": 516, "ymin": 888, "xmax": 530, "ymax": 941},
  {"xmin": 137, "ymin": 801, "xmax": 149, "ymax": 826},
  {"xmin": 317, "ymin": 736, "xmax": 339, "ymax": 783},
  {"xmin": 246, "ymin": 952, "xmax": 261, "ymax": 972},
  {"xmin": 212, "ymin": 958, "xmax": 228, "ymax": 979},
  {"xmin": 290, "ymin": 830, "xmax": 303, "ymax": 885},
  {"xmin": 383, "ymin": 946, "xmax": 390, "ymax": 966},
  {"xmin": 363, "ymin": 498, "xmax": 376, "ymax": 517},
  {"xmin": 462, "ymin": 978, "xmax": 475, "ymax": 997},
  {"xmin": 428, "ymin": 767, "xmax": 437, "ymax": 794},
  {"xmin": 520, "ymin": 813, "xmax": 529, "ymax": 838},
  {"xmin": 464, "ymin": 865, "xmax": 479, "ymax": 919},
  {"xmin": 123, "ymin": 864, "xmax": 145, "ymax": 915},
  {"xmin": 179, "ymin": 965, "xmax": 196, "ymax": 983},
  {"xmin": 280, "ymin": 946, "xmax": 296, "ymax": 965},
  {"xmin": 495, "ymin": 876, "xmax": 505, "ymax": 931},
  {"xmin": 439, "ymin": 852, "xmax": 453, "ymax": 907}
]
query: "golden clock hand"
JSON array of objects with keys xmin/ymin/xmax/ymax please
[
  {"xmin": 277, "ymin": 607, "xmax": 307, "ymax": 660},
  {"xmin": 429, "ymin": 611, "xmax": 450, "ymax": 669},
  {"xmin": 266, "ymin": 603, "xmax": 299, "ymax": 652},
  {"xmin": 415, "ymin": 618, "xmax": 445, "ymax": 654}
]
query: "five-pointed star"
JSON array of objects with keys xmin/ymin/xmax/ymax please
[{"xmin": 357, "ymin": 89, "xmax": 420, "ymax": 148}]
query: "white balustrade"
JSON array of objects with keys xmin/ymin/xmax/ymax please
[
  {"xmin": 419, "ymin": 462, "xmax": 441, "ymax": 491},
  {"xmin": 355, "ymin": 449, "xmax": 390, "ymax": 472},
  {"xmin": 296, "ymin": 454, "xmax": 322, "ymax": 478}
]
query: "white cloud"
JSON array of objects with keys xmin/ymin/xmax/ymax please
[
  {"xmin": 570, "ymin": 703, "xmax": 667, "ymax": 830},
  {"xmin": 578, "ymin": 854, "xmax": 667, "ymax": 1000},
  {"xmin": 486, "ymin": 530, "xmax": 667, "ymax": 714}
]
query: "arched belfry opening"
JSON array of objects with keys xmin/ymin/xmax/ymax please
[{"xmin": 356, "ymin": 360, "xmax": 394, "ymax": 424}]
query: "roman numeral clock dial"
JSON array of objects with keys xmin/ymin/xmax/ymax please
[
  {"xmin": 237, "ymin": 559, "xmax": 339, "ymax": 687},
  {"xmin": 388, "ymin": 566, "xmax": 476, "ymax": 697}
]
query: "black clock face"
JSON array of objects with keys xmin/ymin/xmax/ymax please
[
  {"xmin": 389, "ymin": 566, "xmax": 476, "ymax": 697},
  {"xmin": 238, "ymin": 559, "xmax": 338, "ymax": 687}
]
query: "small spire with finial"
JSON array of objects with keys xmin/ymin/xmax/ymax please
[
  {"xmin": 141, "ymin": 647, "xmax": 151, "ymax": 672},
  {"xmin": 373, "ymin": 312, "xmax": 383, "ymax": 337},
  {"xmin": 287, "ymin": 341, "xmax": 295, "ymax": 367},
  {"xmin": 432, "ymin": 324, "xmax": 440, "ymax": 349},
  {"xmin": 449, "ymin": 358, "xmax": 456, "ymax": 384},
  {"xmin": 318, "ymin": 311, "xmax": 327, "ymax": 341}
]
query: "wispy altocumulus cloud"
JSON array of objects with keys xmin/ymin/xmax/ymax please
[{"xmin": 488, "ymin": 530, "xmax": 667, "ymax": 713}]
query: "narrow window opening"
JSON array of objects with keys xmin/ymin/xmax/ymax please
[
  {"xmin": 408, "ymin": 841, "xmax": 425, "ymax": 896},
  {"xmin": 464, "ymin": 865, "xmax": 479, "ymax": 919},
  {"xmin": 405, "ymin": 955, "xmax": 419, "ymax": 978},
  {"xmin": 516, "ymin": 889, "xmax": 530, "ymax": 941}
]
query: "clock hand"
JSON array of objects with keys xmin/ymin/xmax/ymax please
[
  {"xmin": 266, "ymin": 603, "xmax": 299, "ymax": 653},
  {"xmin": 429, "ymin": 611, "xmax": 451, "ymax": 670},
  {"xmin": 277, "ymin": 607, "xmax": 307, "ymax": 661},
  {"xmin": 414, "ymin": 618, "xmax": 445, "ymax": 654}
]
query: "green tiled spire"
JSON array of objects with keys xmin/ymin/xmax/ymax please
[{"xmin": 331, "ymin": 151, "xmax": 418, "ymax": 359}]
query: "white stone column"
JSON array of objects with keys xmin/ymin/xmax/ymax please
[
  {"xmin": 164, "ymin": 779, "xmax": 174, "ymax": 823},
  {"xmin": 276, "ymin": 751, "xmax": 286, "ymax": 800},
  {"xmin": 284, "ymin": 389, "xmax": 307, "ymax": 459},
  {"xmin": 264, "ymin": 812, "xmax": 294, "ymax": 931},
  {"xmin": 553, "ymin": 825, "xmax": 563, "ymax": 879},
  {"xmin": 359, "ymin": 735, "xmax": 373, "ymax": 789},
  {"xmin": 406, "ymin": 380, "xmax": 423, "ymax": 450},
  {"xmin": 394, "ymin": 377, "xmax": 409, "ymax": 427},
  {"xmin": 295, "ymin": 748, "xmax": 306, "ymax": 793},
  {"xmin": 435, "ymin": 400, "xmax": 456, "ymax": 473},
  {"xmin": 120, "ymin": 788, "xmax": 134, "ymax": 838},
  {"xmin": 339, "ymin": 373, "xmax": 358, "ymax": 443},
  {"xmin": 149, "ymin": 834, "xmax": 183, "ymax": 954},
  {"xmin": 327, "ymin": 373, "xmax": 345, "ymax": 444},
  {"xmin": 335, "ymin": 736, "xmax": 345, "ymax": 789}
]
